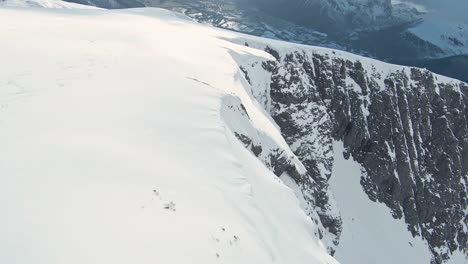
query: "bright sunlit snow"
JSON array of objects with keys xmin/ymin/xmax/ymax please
[{"xmin": 0, "ymin": 6, "xmax": 338, "ymax": 264}]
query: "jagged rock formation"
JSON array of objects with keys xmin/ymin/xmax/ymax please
[{"xmin": 239, "ymin": 43, "xmax": 468, "ymax": 263}]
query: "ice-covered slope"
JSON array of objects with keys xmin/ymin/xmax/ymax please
[{"xmin": 0, "ymin": 7, "xmax": 337, "ymax": 264}]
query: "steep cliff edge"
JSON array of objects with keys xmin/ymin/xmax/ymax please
[{"xmin": 235, "ymin": 40, "xmax": 468, "ymax": 263}]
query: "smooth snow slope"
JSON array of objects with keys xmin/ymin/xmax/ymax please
[
  {"xmin": 329, "ymin": 141, "xmax": 468, "ymax": 264},
  {"xmin": 0, "ymin": 7, "xmax": 337, "ymax": 264},
  {"xmin": 329, "ymin": 142, "xmax": 432, "ymax": 264}
]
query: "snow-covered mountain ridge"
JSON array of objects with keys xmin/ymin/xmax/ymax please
[
  {"xmin": 0, "ymin": 3, "xmax": 466, "ymax": 264},
  {"xmin": 56, "ymin": 0, "xmax": 468, "ymax": 82}
]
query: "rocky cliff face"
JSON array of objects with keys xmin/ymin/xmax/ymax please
[{"xmin": 238, "ymin": 42, "xmax": 467, "ymax": 263}]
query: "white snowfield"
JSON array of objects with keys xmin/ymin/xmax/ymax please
[{"xmin": 0, "ymin": 5, "xmax": 337, "ymax": 264}]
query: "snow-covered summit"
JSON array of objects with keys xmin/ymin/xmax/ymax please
[{"xmin": 0, "ymin": 6, "xmax": 337, "ymax": 264}]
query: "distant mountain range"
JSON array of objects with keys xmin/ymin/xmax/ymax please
[{"xmin": 61, "ymin": 0, "xmax": 468, "ymax": 82}]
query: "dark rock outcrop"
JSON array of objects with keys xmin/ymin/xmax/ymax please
[{"xmin": 241, "ymin": 44, "xmax": 467, "ymax": 263}]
